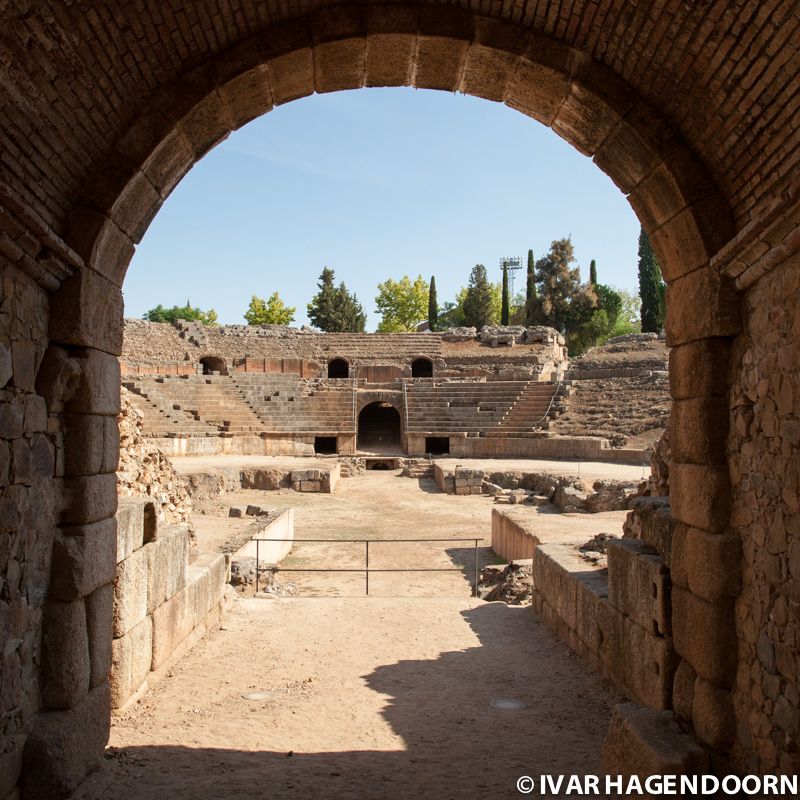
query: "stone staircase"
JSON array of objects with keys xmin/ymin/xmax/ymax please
[
  {"xmin": 400, "ymin": 458, "xmax": 435, "ymax": 478},
  {"xmin": 232, "ymin": 374, "xmax": 355, "ymax": 434},
  {"xmin": 123, "ymin": 381, "xmax": 220, "ymax": 437},
  {"xmin": 405, "ymin": 380, "xmax": 566, "ymax": 436}
]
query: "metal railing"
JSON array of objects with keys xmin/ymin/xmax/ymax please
[{"xmin": 254, "ymin": 537, "xmax": 483, "ymax": 596}]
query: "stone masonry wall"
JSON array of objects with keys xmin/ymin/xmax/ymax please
[
  {"xmin": 0, "ymin": 264, "xmax": 55, "ymax": 799},
  {"xmin": 729, "ymin": 254, "xmax": 800, "ymax": 775}
]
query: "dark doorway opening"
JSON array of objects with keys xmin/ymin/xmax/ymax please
[
  {"xmin": 328, "ymin": 358, "xmax": 349, "ymax": 379},
  {"xmin": 314, "ymin": 436, "xmax": 337, "ymax": 455},
  {"xmin": 200, "ymin": 356, "xmax": 227, "ymax": 375},
  {"xmin": 357, "ymin": 402, "xmax": 402, "ymax": 453},
  {"xmin": 425, "ymin": 436, "xmax": 450, "ymax": 455},
  {"xmin": 411, "ymin": 357, "xmax": 433, "ymax": 378}
]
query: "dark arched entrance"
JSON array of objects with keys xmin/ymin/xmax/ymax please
[
  {"xmin": 200, "ymin": 356, "xmax": 227, "ymax": 375},
  {"xmin": 328, "ymin": 358, "xmax": 349, "ymax": 379},
  {"xmin": 411, "ymin": 357, "xmax": 433, "ymax": 378},
  {"xmin": 357, "ymin": 402, "xmax": 402, "ymax": 452}
]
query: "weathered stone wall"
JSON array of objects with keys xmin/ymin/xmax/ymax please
[
  {"xmin": 111, "ymin": 499, "xmax": 228, "ymax": 711},
  {"xmin": 729, "ymin": 254, "xmax": 800, "ymax": 775},
  {"xmin": 0, "ymin": 264, "xmax": 55, "ymax": 799}
]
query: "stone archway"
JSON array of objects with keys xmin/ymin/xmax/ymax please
[
  {"xmin": 357, "ymin": 401, "xmax": 402, "ymax": 453},
  {"xmin": 327, "ymin": 358, "xmax": 350, "ymax": 379},
  {"xmin": 411, "ymin": 357, "xmax": 433, "ymax": 378},
  {"xmin": 2, "ymin": 2, "xmax": 798, "ymax": 796}
]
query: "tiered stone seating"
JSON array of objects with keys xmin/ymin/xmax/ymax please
[
  {"xmin": 127, "ymin": 375, "xmax": 264, "ymax": 435},
  {"xmin": 406, "ymin": 380, "xmax": 564, "ymax": 437},
  {"xmin": 232, "ymin": 374, "xmax": 355, "ymax": 434},
  {"xmin": 123, "ymin": 381, "xmax": 221, "ymax": 437},
  {"xmin": 487, "ymin": 381, "xmax": 568, "ymax": 437}
]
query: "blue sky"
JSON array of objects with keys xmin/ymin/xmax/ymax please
[{"xmin": 125, "ymin": 87, "xmax": 640, "ymax": 328}]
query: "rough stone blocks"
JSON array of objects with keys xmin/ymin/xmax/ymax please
[
  {"xmin": 672, "ymin": 587, "xmax": 737, "ymax": 687},
  {"xmin": 50, "ymin": 518, "xmax": 117, "ymax": 601},
  {"xmin": 110, "ymin": 616, "xmax": 153, "ymax": 709},
  {"xmin": 146, "ymin": 526, "xmax": 189, "ymax": 612},
  {"xmin": 22, "ymin": 682, "xmax": 111, "ymax": 800},
  {"xmin": 115, "ymin": 498, "xmax": 156, "ymax": 562},
  {"xmin": 623, "ymin": 617, "xmax": 676, "ymax": 710},
  {"xmin": 151, "ymin": 554, "xmax": 225, "ymax": 671},
  {"xmin": 608, "ymin": 538, "xmax": 671, "ymax": 636},
  {"xmin": 602, "ymin": 702, "xmax": 708, "ymax": 777},
  {"xmin": 113, "ymin": 547, "xmax": 148, "ymax": 638},
  {"xmin": 41, "ymin": 600, "xmax": 91, "ymax": 711}
]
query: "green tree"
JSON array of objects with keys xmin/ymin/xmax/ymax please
[
  {"xmin": 462, "ymin": 265, "xmax": 495, "ymax": 329},
  {"xmin": 638, "ymin": 228, "xmax": 665, "ymax": 333},
  {"xmin": 335, "ymin": 282, "xmax": 367, "ymax": 333},
  {"xmin": 307, "ymin": 267, "xmax": 366, "ymax": 332},
  {"xmin": 501, "ymin": 262, "xmax": 510, "ymax": 325},
  {"xmin": 427, "ymin": 275, "xmax": 438, "ymax": 331},
  {"xmin": 244, "ymin": 292, "xmax": 295, "ymax": 325},
  {"xmin": 143, "ymin": 300, "xmax": 218, "ymax": 325},
  {"xmin": 375, "ymin": 274, "xmax": 429, "ymax": 332},
  {"xmin": 532, "ymin": 237, "xmax": 595, "ymax": 334},
  {"xmin": 589, "ymin": 259, "xmax": 598, "ymax": 286}
]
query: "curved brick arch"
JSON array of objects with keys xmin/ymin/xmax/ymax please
[
  {"xmin": 12, "ymin": 3, "xmax": 800, "ymax": 796},
  {"xmin": 64, "ymin": 5, "xmax": 735, "ymax": 303}
]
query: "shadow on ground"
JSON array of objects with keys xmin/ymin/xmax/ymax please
[{"xmin": 82, "ymin": 603, "xmax": 617, "ymax": 800}]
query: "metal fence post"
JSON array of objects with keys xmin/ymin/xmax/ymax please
[
  {"xmin": 255, "ymin": 539, "xmax": 260, "ymax": 594},
  {"xmin": 365, "ymin": 540, "xmax": 370, "ymax": 596},
  {"xmin": 473, "ymin": 539, "xmax": 479, "ymax": 597}
]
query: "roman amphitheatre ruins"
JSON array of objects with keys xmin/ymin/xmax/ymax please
[{"xmin": 1, "ymin": 2, "xmax": 799, "ymax": 798}]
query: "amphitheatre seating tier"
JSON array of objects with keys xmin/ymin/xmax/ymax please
[{"xmin": 405, "ymin": 380, "xmax": 562, "ymax": 436}]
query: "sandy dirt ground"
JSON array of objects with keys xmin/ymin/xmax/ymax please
[
  {"xmin": 191, "ymin": 469, "xmax": 628, "ymax": 597},
  {"xmin": 82, "ymin": 459, "xmax": 631, "ymax": 799},
  {"xmin": 82, "ymin": 596, "xmax": 621, "ymax": 800}
]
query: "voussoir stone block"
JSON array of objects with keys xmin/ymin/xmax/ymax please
[
  {"xmin": 50, "ymin": 268, "xmax": 124, "ymax": 354},
  {"xmin": 665, "ymin": 267, "xmax": 740, "ymax": 346}
]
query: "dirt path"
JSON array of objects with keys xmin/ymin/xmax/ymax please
[{"xmin": 83, "ymin": 596, "xmax": 620, "ymax": 800}]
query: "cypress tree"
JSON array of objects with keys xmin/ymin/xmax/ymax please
[
  {"xmin": 501, "ymin": 262, "xmax": 510, "ymax": 325},
  {"xmin": 428, "ymin": 276, "xmax": 438, "ymax": 331},
  {"xmin": 589, "ymin": 259, "xmax": 598, "ymax": 286},
  {"xmin": 638, "ymin": 227, "xmax": 665, "ymax": 333},
  {"xmin": 526, "ymin": 249, "xmax": 536, "ymax": 304}
]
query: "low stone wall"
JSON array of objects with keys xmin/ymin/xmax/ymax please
[
  {"xmin": 532, "ymin": 540, "xmax": 676, "ymax": 711},
  {"xmin": 490, "ymin": 508, "xmax": 538, "ymax": 561},
  {"xmin": 233, "ymin": 508, "xmax": 294, "ymax": 566},
  {"xmin": 152, "ymin": 434, "xmax": 316, "ymax": 457},
  {"xmin": 408, "ymin": 432, "xmax": 650, "ymax": 464},
  {"xmin": 181, "ymin": 463, "xmax": 341, "ymax": 501},
  {"xmin": 290, "ymin": 466, "xmax": 340, "ymax": 493},
  {"xmin": 111, "ymin": 499, "xmax": 230, "ymax": 710}
]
